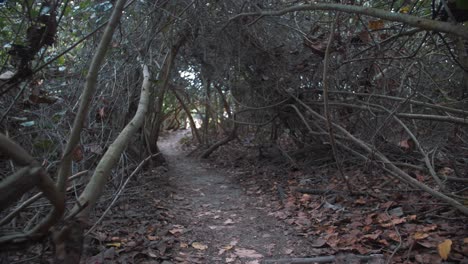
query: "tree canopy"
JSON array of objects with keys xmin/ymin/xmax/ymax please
[{"xmin": 1, "ymin": 0, "xmax": 467, "ymax": 262}]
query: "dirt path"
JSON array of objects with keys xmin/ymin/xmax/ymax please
[{"xmin": 158, "ymin": 131, "xmax": 312, "ymax": 263}]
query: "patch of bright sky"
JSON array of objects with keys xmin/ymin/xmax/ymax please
[{"xmin": 179, "ymin": 67, "xmax": 197, "ymax": 85}]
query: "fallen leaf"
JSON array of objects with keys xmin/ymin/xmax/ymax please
[
  {"xmin": 219, "ymin": 244, "xmax": 234, "ymax": 255},
  {"xmin": 310, "ymin": 238, "xmax": 327, "ymax": 247},
  {"xmin": 226, "ymin": 256, "xmax": 237, "ymax": 263},
  {"xmin": 438, "ymin": 239, "xmax": 452, "ymax": 260},
  {"xmin": 106, "ymin": 242, "xmax": 121, "ymax": 248},
  {"xmin": 368, "ymin": 20, "xmax": 384, "ymax": 30},
  {"xmin": 169, "ymin": 225, "xmax": 185, "ymax": 235},
  {"xmin": 147, "ymin": 249, "xmax": 158, "ymax": 258},
  {"xmin": 413, "ymin": 232, "xmax": 429, "ymax": 240},
  {"xmin": 355, "ymin": 197, "xmax": 366, "ymax": 205},
  {"xmin": 438, "ymin": 167, "xmax": 454, "ymax": 176},
  {"xmin": 399, "ymin": 5, "xmax": 411, "ymax": 13},
  {"xmin": 192, "ymin": 242, "xmax": 208, "ymax": 250},
  {"xmin": 147, "ymin": 235, "xmax": 157, "ymax": 241},
  {"xmin": 422, "ymin": 224, "xmax": 438, "ymax": 232},
  {"xmin": 0, "ymin": 70, "xmax": 15, "ymax": 80},
  {"xmin": 299, "ymin": 194, "xmax": 312, "ymax": 203},
  {"xmin": 417, "ymin": 240, "xmax": 436, "ymax": 248},
  {"xmin": 223, "ymin": 219, "xmax": 235, "ymax": 225},
  {"xmin": 234, "ymin": 248, "xmax": 263, "ymax": 258},
  {"xmin": 72, "ymin": 146, "xmax": 83, "ymax": 162},
  {"xmin": 380, "ymin": 217, "xmax": 406, "ymax": 227},
  {"xmin": 407, "ymin": 215, "xmax": 417, "ymax": 221},
  {"xmin": 180, "ymin": 242, "xmax": 188, "ymax": 248}
]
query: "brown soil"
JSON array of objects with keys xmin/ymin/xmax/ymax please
[{"xmin": 155, "ymin": 130, "xmax": 315, "ymax": 263}]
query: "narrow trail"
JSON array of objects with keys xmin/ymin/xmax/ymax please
[{"xmin": 158, "ymin": 131, "xmax": 312, "ymax": 263}]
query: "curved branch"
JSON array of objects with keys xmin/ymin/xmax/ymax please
[
  {"xmin": 230, "ymin": 3, "xmax": 468, "ymax": 40},
  {"xmin": 71, "ymin": 64, "xmax": 151, "ymax": 219}
]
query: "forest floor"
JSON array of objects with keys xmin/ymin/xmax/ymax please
[
  {"xmin": 4, "ymin": 130, "xmax": 466, "ymax": 263},
  {"xmin": 77, "ymin": 130, "xmax": 466, "ymax": 264},
  {"xmin": 77, "ymin": 130, "xmax": 323, "ymax": 264}
]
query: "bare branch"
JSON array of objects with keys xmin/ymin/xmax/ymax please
[{"xmin": 230, "ymin": 3, "xmax": 468, "ymax": 40}]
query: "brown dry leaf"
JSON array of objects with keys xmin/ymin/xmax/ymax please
[
  {"xmin": 285, "ymin": 197, "xmax": 296, "ymax": 211},
  {"xmin": 387, "ymin": 230, "xmax": 400, "ymax": 242},
  {"xmin": 417, "ymin": 240, "xmax": 437, "ymax": 248},
  {"xmin": 413, "ymin": 232, "xmax": 429, "ymax": 240},
  {"xmin": 379, "ymin": 239, "xmax": 390, "ymax": 246},
  {"xmin": 398, "ymin": 139, "xmax": 414, "ymax": 151},
  {"xmin": 147, "ymin": 235, "xmax": 157, "ymax": 241},
  {"xmin": 180, "ymin": 242, "xmax": 188, "ymax": 248},
  {"xmin": 362, "ymin": 230, "xmax": 382, "ymax": 240},
  {"xmin": 234, "ymin": 248, "xmax": 263, "ymax": 258},
  {"xmin": 422, "ymin": 224, "xmax": 438, "ymax": 232},
  {"xmin": 407, "ymin": 215, "xmax": 417, "ymax": 221},
  {"xmin": 299, "ymin": 194, "xmax": 312, "ymax": 203},
  {"xmin": 219, "ymin": 240, "xmax": 237, "ymax": 255},
  {"xmin": 380, "ymin": 217, "xmax": 406, "ymax": 227},
  {"xmin": 438, "ymin": 239, "xmax": 452, "ymax": 260},
  {"xmin": 368, "ymin": 20, "xmax": 384, "ymax": 30},
  {"xmin": 98, "ymin": 107, "xmax": 106, "ymax": 120},
  {"xmin": 438, "ymin": 167, "xmax": 454, "ymax": 176},
  {"xmin": 169, "ymin": 225, "xmax": 185, "ymax": 236},
  {"xmin": 358, "ymin": 31, "xmax": 370, "ymax": 44},
  {"xmin": 192, "ymin": 242, "xmax": 208, "ymax": 250},
  {"xmin": 415, "ymin": 171, "xmax": 426, "ymax": 182},
  {"xmin": 354, "ymin": 197, "xmax": 366, "ymax": 205},
  {"xmin": 72, "ymin": 146, "xmax": 83, "ymax": 162},
  {"xmin": 464, "ymin": 238, "xmax": 468, "ymax": 244},
  {"xmin": 219, "ymin": 244, "xmax": 235, "ymax": 255}
]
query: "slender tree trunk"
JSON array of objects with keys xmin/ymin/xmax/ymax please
[
  {"xmin": 171, "ymin": 87, "xmax": 202, "ymax": 143},
  {"xmin": 144, "ymin": 33, "xmax": 188, "ymax": 157},
  {"xmin": 19, "ymin": 0, "xmax": 128, "ymax": 243},
  {"xmin": 73, "ymin": 65, "xmax": 151, "ymax": 218},
  {"xmin": 56, "ymin": 0, "xmax": 127, "ymax": 192},
  {"xmin": 202, "ymin": 79, "xmax": 211, "ymax": 145}
]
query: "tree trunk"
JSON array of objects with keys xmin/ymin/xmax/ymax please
[
  {"xmin": 171, "ymin": 86, "xmax": 202, "ymax": 143},
  {"xmin": 144, "ymin": 32, "xmax": 188, "ymax": 159}
]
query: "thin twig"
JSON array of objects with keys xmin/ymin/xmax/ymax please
[{"xmin": 322, "ymin": 13, "xmax": 353, "ymax": 193}]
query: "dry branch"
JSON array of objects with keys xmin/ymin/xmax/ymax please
[
  {"xmin": 71, "ymin": 64, "xmax": 151, "ymax": 219},
  {"xmin": 230, "ymin": 3, "xmax": 468, "ymax": 40},
  {"xmin": 292, "ymin": 95, "xmax": 468, "ymax": 215},
  {"xmin": 56, "ymin": 0, "xmax": 128, "ymax": 192}
]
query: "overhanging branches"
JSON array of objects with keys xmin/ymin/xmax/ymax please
[{"xmin": 230, "ymin": 3, "xmax": 468, "ymax": 40}]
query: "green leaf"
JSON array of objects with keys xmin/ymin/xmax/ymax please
[{"xmin": 56, "ymin": 55, "xmax": 66, "ymax": 66}]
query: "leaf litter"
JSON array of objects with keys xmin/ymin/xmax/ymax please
[{"xmin": 75, "ymin": 131, "xmax": 468, "ymax": 263}]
